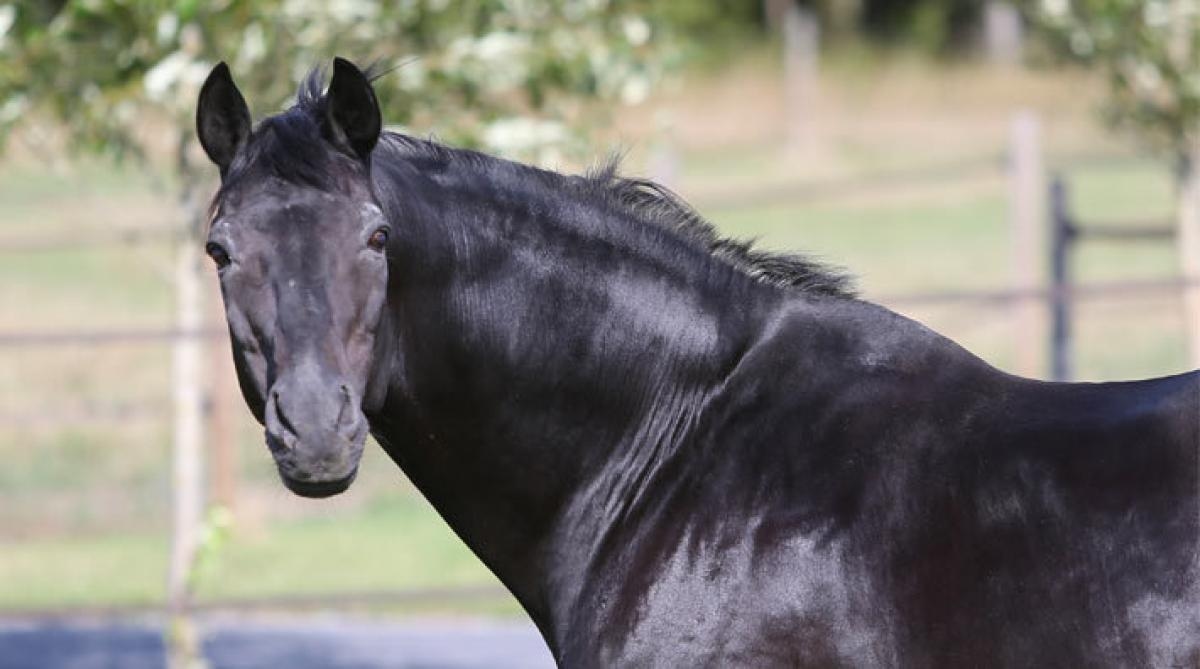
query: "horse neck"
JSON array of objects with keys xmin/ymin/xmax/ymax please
[{"xmin": 366, "ymin": 160, "xmax": 777, "ymax": 622}]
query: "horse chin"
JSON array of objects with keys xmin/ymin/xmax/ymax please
[{"xmin": 279, "ymin": 468, "xmax": 358, "ymax": 498}]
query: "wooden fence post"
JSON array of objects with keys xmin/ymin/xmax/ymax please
[
  {"xmin": 166, "ymin": 130, "xmax": 206, "ymax": 669},
  {"xmin": 1168, "ymin": 4, "xmax": 1200, "ymax": 369},
  {"xmin": 763, "ymin": 0, "xmax": 792, "ymax": 33},
  {"xmin": 783, "ymin": 4, "xmax": 819, "ymax": 157},
  {"xmin": 647, "ymin": 110, "xmax": 680, "ymax": 190},
  {"xmin": 1178, "ymin": 146, "xmax": 1200, "ymax": 369},
  {"xmin": 1009, "ymin": 110, "xmax": 1044, "ymax": 377},
  {"xmin": 983, "ymin": 1, "xmax": 1023, "ymax": 66},
  {"xmin": 208, "ymin": 278, "xmax": 237, "ymax": 515}
]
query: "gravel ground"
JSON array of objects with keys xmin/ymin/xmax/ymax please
[{"xmin": 0, "ymin": 616, "xmax": 555, "ymax": 669}]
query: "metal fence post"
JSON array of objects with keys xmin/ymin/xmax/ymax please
[{"xmin": 1049, "ymin": 176, "xmax": 1075, "ymax": 382}]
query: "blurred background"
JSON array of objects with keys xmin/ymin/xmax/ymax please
[{"xmin": 2, "ymin": 1, "xmax": 1198, "ymax": 667}]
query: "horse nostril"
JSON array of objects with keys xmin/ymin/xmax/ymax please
[
  {"xmin": 271, "ymin": 391, "xmax": 301, "ymax": 441},
  {"xmin": 270, "ymin": 380, "xmax": 362, "ymax": 445},
  {"xmin": 335, "ymin": 384, "xmax": 354, "ymax": 431}
]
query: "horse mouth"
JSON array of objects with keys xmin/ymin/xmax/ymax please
[{"xmin": 279, "ymin": 468, "xmax": 358, "ymax": 498}]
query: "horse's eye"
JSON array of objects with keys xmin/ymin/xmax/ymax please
[
  {"xmin": 367, "ymin": 227, "xmax": 389, "ymax": 252},
  {"xmin": 205, "ymin": 242, "xmax": 231, "ymax": 269}
]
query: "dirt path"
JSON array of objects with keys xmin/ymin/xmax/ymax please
[{"xmin": 0, "ymin": 616, "xmax": 554, "ymax": 669}]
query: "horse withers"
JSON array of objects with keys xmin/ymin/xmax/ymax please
[{"xmin": 196, "ymin": 58, "xmax": 1199, "ymax": 667}]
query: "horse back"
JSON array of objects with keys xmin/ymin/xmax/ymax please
[
  {"xmin": 568, "ymin": 300, "xmax": 1199, "ymax": 667},
  {"xmin": 937, "ymin": 370, "xmax": 1200, "ymax": 667}
]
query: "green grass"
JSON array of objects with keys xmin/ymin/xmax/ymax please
[
  {"xmin": 0, "ymin": 160, "xmax": 161, "ymax": 210},
  {"xmin": 0, "ymin": 491, "xmax": 516, "ymax": 614},
  {"xmin": 712, "ymin": 189, "xmax": 1011, "ymax": 295},
  {"xmin": 0, "ymin": 245, "xmax": 173, "ymax": 330},
  {"xmin": 700, "ymin": 155, "xmax": 1182, "ymax": 291},
  {"xmin": 197, "ymin": 498, "xmax": 499, "ymax": 601},
  {"xmin": 0, "ymin": 530, "xmax": 169, "ymax": 610}
]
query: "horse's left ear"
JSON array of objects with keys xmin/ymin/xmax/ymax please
[{"xmin": 324, "ymin": 57, "xmax": 382, "ymax": 160}]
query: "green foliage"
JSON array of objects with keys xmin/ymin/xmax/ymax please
[
  {"xmin": 650, "ymin": 0, "xmax": 761, "ymax": 62},
  {"xmin": 188, "ymin": 505, "xmax": 232, "ymax": 592},
  {"xmin": 1034, "ymin": 0, "xmax": 1200, "ymax": 161},
  {"xmin": 0, "ymin": 0, "xmax": 677, "ymax": 163},
  {"xmin": 857, "ymin": 0, "xmax": 983, "ymax": 54}
]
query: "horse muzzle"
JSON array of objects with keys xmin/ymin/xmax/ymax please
[{"xmin": 264, "ymin": 365, "xmax": 369, "ymax": 498}]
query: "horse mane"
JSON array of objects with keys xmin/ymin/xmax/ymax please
[
  {"xmin": 233, "ymin": 67, "xmax": 856, "ymax": 299},
  {"xmin": 585, "ymin": 162, "xmax": 854, "ymax": 296}
]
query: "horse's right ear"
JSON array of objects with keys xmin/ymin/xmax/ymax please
[
  {"xmin": 324, "ymin": 57, "xmax": 382, "ymax": 160},
  {"xmin": 196, "ymin": 62, "xmax": 252, "ymax": 174}
]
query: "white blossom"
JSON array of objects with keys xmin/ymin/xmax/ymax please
[
  {"xmin": 1041, "ymin": 0, "xmax": 1070, "ymax": 21},
  {"xmin": 1133, "ymin": 61, "xmax": 1164, "ymax": 96},
  {"xmin": 156, "ymin": 13, "xmax": 179, "ymax": 46},
  {"xmin": 144, "ymin": 52, "xmax": 211, "ymax": 109},
  {"xmin": 620, "ymin": 74, "xmax": 650, "ymax": 105},
  {"xmin": 396, "ymin": 59, "xmax": 427, "ymax": 91},
  {"xmin": 236, "ymin": 22, "xmax": 267, "ymax": 68},
  {"xmin": 1069, "ymin": 29, "xmax": 1095, "ymax": 57},
  {"xmin": 0, "ymin": 94, "xmax": 26, "ymax": 124},
  {"xmin": 474, "ymin": 32, "xmax": 532, "ymax": 61},
  {"xmin": 622, "ymin": 15, "xmax": 650, "ymax": 46},
  {"xmin": 0, "ymin": 4, "xmax": 15, "ymax": 49},
  {"xmin": 483, "ymin": 117, "xmax": 568, "ymax": 156}
]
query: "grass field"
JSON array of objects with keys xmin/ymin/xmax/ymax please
[
  {"xmin": 0, "ymin": 482, "xmax": 513, "ymax": 614},
  {"xmin": 0, "ymin": 57, "xmax": 1193, "ymax": 615}
]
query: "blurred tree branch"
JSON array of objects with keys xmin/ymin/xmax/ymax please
[
  {"xmin": 0, "ymin": 0, "xmax": 678, "ymax": 166},
  {"xmin": 1033, "ymin": 0, "xmax": 1200, "ymax": 366},
  {"xmin": 1033, "ymin": 0, "xmax": 1199, "ymax": 162}
]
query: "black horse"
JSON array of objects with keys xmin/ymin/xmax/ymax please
[{"xmin": 196, "ymin": 58, "xmax": 1199, "ymax": 667}]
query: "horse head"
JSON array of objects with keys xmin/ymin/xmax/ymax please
[{"xmin": 196, "ymin": 58, "xmax": 387, "ymax": 498}]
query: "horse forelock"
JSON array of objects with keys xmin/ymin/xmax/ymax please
[{"xmin": 210, "ymin": 109, "xmax": 362, "ymax": 215}]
